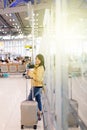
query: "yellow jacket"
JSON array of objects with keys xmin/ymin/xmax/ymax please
[{"xmin": 28, "ymin": 65, "xmax": 45, "ymax": 87}]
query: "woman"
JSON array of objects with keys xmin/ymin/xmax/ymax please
[{"xmin": 27, "ymin": 54, "xmax": 45, "ymax": 120}]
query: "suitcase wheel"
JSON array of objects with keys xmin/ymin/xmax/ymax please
[
  {"xmin": 33, "ymin": 125, "xmax": 37, "ymax": 129},
  {"xmin": 21, "ymin": 125, "xmax": 24, "ymax": 129}
]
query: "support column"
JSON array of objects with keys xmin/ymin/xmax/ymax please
[{"xmin": 55, "ymin": 0, "xmax": 68, "ymax": 130}]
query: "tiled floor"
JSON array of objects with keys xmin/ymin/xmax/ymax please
[
  {"xmin": 0, "ymin": 74, "xmax": 44, "ymax": 130},
  {"xmin": 0, "ymin": 74, "xmax": 85, "ymax": 130}
]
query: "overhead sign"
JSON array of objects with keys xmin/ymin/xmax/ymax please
[
  {"xmin": 24, "ymin": 45, "xmax": 32, "ymax": 49},
  {"xmin": 0, "ymin": 42, "xmax": 4, "ymax": 49}
]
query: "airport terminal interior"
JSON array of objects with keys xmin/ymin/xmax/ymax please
[{"xmin": 0, "ymin": 0, "xmax": 87, "ymax": 130}]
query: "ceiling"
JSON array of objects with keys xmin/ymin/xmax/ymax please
[
  {"xmin": 0, "ymin": 0, "xmax": 87, "ymax": 39},
  {"xmin": 0, "ymin": 0, "xmax": 51, "ymax": 39}
]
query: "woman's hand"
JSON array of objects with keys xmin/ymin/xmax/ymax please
[
  {"xmin": 27, "ymin": 70, "xmax": 33, "ymax": 79},
  {"xmin": 27, "ymin": 70, "xmax": 29, "ymax": 76}
]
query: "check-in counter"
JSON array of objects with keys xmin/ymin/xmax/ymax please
[
  {"xmin": 0, "ymin": 64, "xmax": 8, "ymax": 73},
  {"xmin": 0, "ymin": 63, "xmax": 26, "ymax": 73},
  {"xmin": 8, "ymin": 64, "xmax": 18, "ymax": 73},
  {"xmin": 18, "ymin": 64, "xmax": 26, "ymax": 72}
]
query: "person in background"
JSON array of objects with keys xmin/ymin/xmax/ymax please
[{"xmin": 27, "ymin": 54, "xmax": 45, "ymax": 120}]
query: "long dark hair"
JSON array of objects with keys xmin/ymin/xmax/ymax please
[{"xmin": 36, "ymin": 54, "xmax": 45, "ymax": 70}]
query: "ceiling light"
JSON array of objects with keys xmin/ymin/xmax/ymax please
[
  {"xmin": 9, "ymin": 14, "xmax": 12, "ymax": 16},
  {"xmin": 4, "ymin": 25, "xmax": 7, "ymax": 27},
  {"xmin": 26, "ymin": 25, "xmax": 29, "ymax": 27},
  {"xmin": 13, "ymin": 19, "xmax": 15, "ymax": 21},
  {"xmin": 9, "ymin": 19, "xmax": 12, "ymax": 21},
  {"xmin": 33, "ymin": 13, "xmax": 35, "ymax": 16},
  {"xmin": 5, "ymin": 14, "xmax": 8, "ymax": 16},
  {"xmin": 25, "ymin": 17, "xmax": 29, "ymax": 20},
  {"xmin": 79, "ymin": 18, "xmax": 84, "ymax": 22},
  {"xmin": 36, "ymin": 13, "xmax": 39, "ymax": 16},
  {"xmin": 28, "ymin": 34, "xmax": 32, "ymax": 38}
]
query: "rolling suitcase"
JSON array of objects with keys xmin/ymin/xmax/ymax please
[
  {"xmin": 20, "ymin": 77, "xmax": 38, "ymax": 129},
  {"xmin": 68, "ymin": 99, "xmax": 79, "ymax": 127},
  {"xmin": 68, "ymin": 75, "xmax": 79, "ymax": 127}
]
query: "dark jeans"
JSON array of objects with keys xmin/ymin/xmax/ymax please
[{"xmin": 28, "ymin": 87, "xmax": 42, "ymax": 111}]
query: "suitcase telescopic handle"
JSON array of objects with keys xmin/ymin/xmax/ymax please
[
  {"xmin": 26, "ymin": 78, "xmax": 28, "ymax": 100},
  {"xmin": 25, "ymin": 77, "xmax": 34, "ymax": 100}
]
